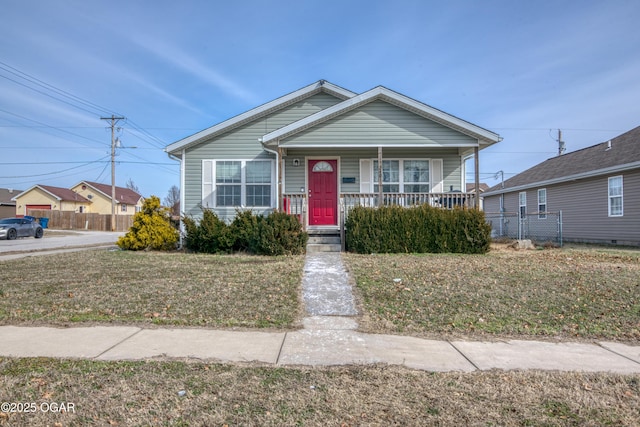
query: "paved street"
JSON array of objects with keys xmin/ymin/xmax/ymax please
[{"xmin": 0, "ymin": 230, "xmax": 123, "ymax": 260}]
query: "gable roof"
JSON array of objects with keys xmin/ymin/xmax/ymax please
[
  {"xmin": 165, "ymin": 80, "xmax": 356, "ymax": 155},
  {"xmin": 261, "ymin": 86, "xmax": 501, "ymax": 147},
  {"xmin": 484, "ymin": 126, "xmax": 640, "ymax": 196},
  {"xmin": 0, "ymin": 188, "xmax": 21, "ymax": 206},
  {"xmin": 13, "ymin": 185, "xmax": 90, "ymax": 203},
  {"xmin": 76, "ymin": 181, "xmax": 142, "ymax": 205}
]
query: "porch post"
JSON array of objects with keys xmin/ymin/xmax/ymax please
[
  {"xmin": 474, "ymin": 145, "xmax": 480, "ymax": 209},
  {"xmin": 278, "ymin": 146, "xmax": 284, "ymax": 211},
  {"xmin": 377, "ymin": 146, "xmax": 383, "ymax": 207}
]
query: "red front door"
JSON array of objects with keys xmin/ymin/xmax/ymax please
[{"xmin": 308, "ymin": 159, "xmax": 338, "ymax": 226}]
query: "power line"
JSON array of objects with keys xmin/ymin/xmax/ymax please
[
  {"xmin": 0, "ymin": 61, "xmax": 116, "ymax": 117},
  {"xmin": 0, "ymin": 108, "xmax": 109, "ymax": 148},
  {"xmin": 0, "ymin": 156, "xmax": 110, "ymax": 179}
]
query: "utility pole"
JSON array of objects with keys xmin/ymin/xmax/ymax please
[
  {"xmin": 101, "ymin": 115, "xmax": 125, "ymax": 231},
  {"xmin": 557, "ymin": 129, "xmax": 566, "ymax": 156}
]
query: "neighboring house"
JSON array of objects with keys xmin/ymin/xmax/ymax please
[
  {"xmin": 12, "ymin": 181, "xmax": 143, "ymax": 216},
  {"xmin": 0, "ymin": 188, "xmax": 21, "ymax": 218},
  {"xmin": 12, "ymin": 185, "xmax": 90, "ymax": 216},
  {"xmin": 466, "ymin": 183, "xmax": 489, "ymax": 209},
  {"xmin": 483, "ymin": 126, "xmax": 640, "ymax": 246},
  {"xmin": 71, "ymin": 181, "xmax": 143, "ymax": 215},
  {"xmin": 165, "ymin": 80, "xmax": 502, "ymax": 227}
]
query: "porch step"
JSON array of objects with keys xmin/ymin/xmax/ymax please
[{"xmin": 306, "ymin": 231, "xmax": 341, "ymax": 253}]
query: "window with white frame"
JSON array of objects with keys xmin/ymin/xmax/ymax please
[
  {"xmin": 538, "ymin": 188, "xmax": 547, "ymax": 219},
  {"xmin": 371, "ymin": 159, "xmax": 430, "ymax": 193},
  {"xmin": 608, "ymin": 176, "xmax": 623, "ymax": 217},
  {"xmin": 203, "ymin": 160, "xmax": 273, "ymax": 208},
  {"xmin": 519, "ymin": 192, "xmax": 527, "ymax": 218}
]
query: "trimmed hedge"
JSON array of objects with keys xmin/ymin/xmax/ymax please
[
  {"xmin": 345, "ymin": 205, "xmax": 491, "ymax": 254},
  {"xmin": 183, "ymin": 209, "xmax": 307, "ymax": 256}
]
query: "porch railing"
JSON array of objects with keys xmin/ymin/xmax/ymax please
[{"xmin": 282, "ymin": 192, "xmax": 477, "ymax": 229}]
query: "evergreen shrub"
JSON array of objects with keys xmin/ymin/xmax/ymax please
[
  {"xmin": 250, "ymin": 211, "xmax": 308, "ymax": 256},
  {"xmin": 117, "ymin": 196, "xmax": 179, "ymax": 251},
  {"xmin": 345, "ymin": 204, "xmax": 491, "ymax": 254},
  {"xmin": 183, "ymin": 209, "xmax": 307, "ymax": 255}
]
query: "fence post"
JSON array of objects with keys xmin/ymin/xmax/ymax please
[{"xmin": 558, "ymin": 210, "xmax": 563, "ymax": 247}]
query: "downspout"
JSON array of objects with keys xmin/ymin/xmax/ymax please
[
  {"xmin": 167, "ymin": 150, "xmax": 185, "ymax": 247},
  {"xmin": 260, "ymin": 138, "xmax": 280, "ymax": 211}
]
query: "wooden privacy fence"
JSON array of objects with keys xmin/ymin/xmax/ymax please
[{"xmin": 27, "ymin": 210, "xmax": 134, "ymax": 232}]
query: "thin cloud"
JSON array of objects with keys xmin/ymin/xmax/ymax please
[{"xmin": 131, "ymin": 34, "xmax": 259, "ymax": 104}]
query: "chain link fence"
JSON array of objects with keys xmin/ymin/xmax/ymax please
[{"xmin": 484, "ymin": 211, "xmax": 563, "ymax": 246}]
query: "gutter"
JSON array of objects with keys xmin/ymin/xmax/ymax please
[
  {"xmin": 260, "ymin": 139, "xmax": 280, "ymax": 211},
  {"xmin": 483, "ymin": 160, "xmax": 640, "ymax": 197}
]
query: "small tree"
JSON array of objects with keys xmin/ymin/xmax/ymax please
[
  {"xmin": 164, "ymin": 185, "xmax": 180, "ymax": 217},
  {"xmin": 117, "ymin": 196, "xmax": 179, "ymax": 251}
]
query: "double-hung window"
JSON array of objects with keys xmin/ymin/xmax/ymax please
[
  {"xmin": 519, "ymin": 192, "xmax": 527, "ymax": 218},
  {"xmin": 203, "ymin": 160, "xmax": 273, "ymax": 208},
  {"xmin": 608, "ymin": 176, "xmax": 623, "ymax": 217},
  {"xmin": 372, "ymin": 159, "xmax": 430, "ymax": 193},
  {"xmin": 216, "ymin": 161, "xmax": 242, "ymax": 206},
  {"xmin": 537, "ymin": 189, "xmax": 547, "ymax": 219}
]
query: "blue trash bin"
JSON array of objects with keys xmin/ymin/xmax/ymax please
[{"xmin": 39, "ymin": 218, "xmax": 49, "ymax": 229}]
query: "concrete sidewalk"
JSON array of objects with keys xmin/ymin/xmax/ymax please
[
  {"xmin": 1, "ymin": 251, "xmax": 640, "ymax": 373},
  {"xmin": 1, "ymin": 323, "xmax": 639, "ymax": 373}
]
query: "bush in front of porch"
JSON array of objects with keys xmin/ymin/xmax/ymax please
[
  {"xmin": 183, "ymin": 209, "xmax": 308, "ymax": 256},
  {"xmin": 345, "ymin": 205, "xmax": 491, "ymax": 254}
]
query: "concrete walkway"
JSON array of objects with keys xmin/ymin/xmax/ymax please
[{"xmin": 1, "ymin": 251, "xmax": 640, "ymax": 373}]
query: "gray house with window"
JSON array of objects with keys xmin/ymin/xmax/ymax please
[
  {"xmin": 483, "ymin": 126, "xmax": 640, "ymax": 246},
  {"xmin": 165, "ymin": 80, "xmax": 501, "ymax": 229}
]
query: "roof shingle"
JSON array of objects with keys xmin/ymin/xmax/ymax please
[{"xmin": 487, "ymin": 126, "xmax": 640, "ymax": 193}]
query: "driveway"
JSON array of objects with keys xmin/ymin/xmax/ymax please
[{"xmin": 0, "ymin": 230, "xmax": 124, "ymax": 260}]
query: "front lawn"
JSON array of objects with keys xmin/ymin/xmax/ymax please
[
  {"xmin": 344, "ymin": 245, "xmax": 640, "ymax": 341},
  {"xmin": 0, "ymin": 250, "xmax": 304, "ymax": 329},
  {"xmin": 1, "ymin": 358, "xmax": 639, "ymax": 426}
]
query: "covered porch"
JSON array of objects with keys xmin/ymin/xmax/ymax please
[{"xmin": 283, "ymin": 190, "xmax": 477, "ymax": 231}]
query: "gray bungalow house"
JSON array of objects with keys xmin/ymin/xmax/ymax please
[
  {"xmin": 165, "ymin": 80, "xmax": 501, "ymax": 230},
  {"xmin": 483, "ymin": 126, "xmax": 640, "ymax": 246}
]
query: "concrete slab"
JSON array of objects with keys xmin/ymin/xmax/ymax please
[
  {"xmin": 303, "ymin": 316, "xmax": 358, "ymax": 330},
  {"xmin": 96, "ymin": 328, "xmax": 286, "ymax": 363},
  {"xmin": 452, "ymin": 339, "xmax": 640, "ymax": 373},
  {"xmin": 365, "ymin": 334, "xmax": 476, "ymax": 372},
  {"xmin": 279, "ymin": 330, "xmax": 476, "ymax": 372},
  {"xmin": 0, "ymin": 325, "xmax": 140, "ymax": 358},
  {"xmin": 278, "ymin": 329, "xmax": 375, "ymax": 366},
  {"xmin": 599, "ymin": 342, "xmax": 640, "ymax": 365},
  {"xmin": 302, "ymin": 253, "xmax": 357, "ymax": 316}
]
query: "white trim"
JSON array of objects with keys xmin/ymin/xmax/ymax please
[
  {"xmin": 278, "ymin": 142, "xmax": 481, "ymax": 149},
  {"xmin": 262, "ymin": 86, "xmax": 500, "ymax": 146},
  {"xmin": 364, "ymin": 158, "xmax": 436, "ymax": 193},
  {"xmin": 608, "ymin": 175, "xmax": 624, "ymax": 217},
  {"xmin": 166, "ymin": 81, "xmax": 356, "ymax": 154},
  {"xmin": 11, "ymin": 185, "xmax": 63, "ymax": 202},
  {"xmin": 483, "ymin": 160, "xmax": 640, "ymax": 197},
  {"xmin": 519, "ymin": 191, "xmax": 527, "ymax": 217},
  {"xmin": 538, "ymin": 188, "xmax": 547, "ymax": 219},
  {"xmin": 203, "ymin": 159, "xmax": 276, "ymax": 209},
  {"xmin": 306, "ymin": 156, "xmax": 340, "ymax": 226}
]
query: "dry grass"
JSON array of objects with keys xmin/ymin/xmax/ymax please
[
  {"xmin": 0, "ymin": 250, "xmax": 305, "ymax": 329},
  {"xmin": 2, "ymin": 247, "xmax": 640, "ymax": 425},
  {"xmin": 345, "ymin": 244, "xmax": 640, "ymax": 342},
  {"xmin": 1, "ymin": 358, "xmax": 639, "ymax": 426}
]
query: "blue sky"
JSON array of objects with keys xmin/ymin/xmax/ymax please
[{"xmin": 1, "ymin": 0, "xmax": 639, "ymax": 199}]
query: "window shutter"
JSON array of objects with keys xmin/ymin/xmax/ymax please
[
  {"xmin": 359, "ymin": 159, "xmax": 372, "ymax": 192},
  {"xmin": 202, "ymin": 160, "xmax": 214, "ymax": 208},
  {"xmin": 430, "ymin": 159, "xmax": 443, "ymax": 192}
]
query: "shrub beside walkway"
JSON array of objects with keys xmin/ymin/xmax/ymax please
[{"xmin": 1, "ymin": 251, "xmax": 640, "ymax": 373}]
